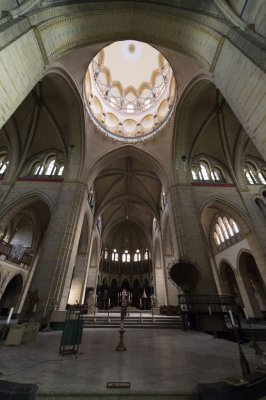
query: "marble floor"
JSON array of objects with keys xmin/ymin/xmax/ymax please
[{"xmin": 0, "ymin": 328, "xmax": 266, "ymax": 398}]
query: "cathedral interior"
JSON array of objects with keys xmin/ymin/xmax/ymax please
[{"xmin": 0, "ymin": 0, "xmax": 265, "ymax": 398}]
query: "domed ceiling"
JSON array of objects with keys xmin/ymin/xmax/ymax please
[{"xmin": 84, "ymin": 40, "xmax": 176, "ymax": 143}]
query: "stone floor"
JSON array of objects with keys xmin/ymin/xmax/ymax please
[{"xmin": 0, "ymin": 328, "xmax": 266, "ymax": 399}]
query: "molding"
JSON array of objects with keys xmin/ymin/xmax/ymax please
[
  {"xmin": 17, "ymin": 177, "xmax": 64, "ymax": 182},
  {"xmin": 33, "ymin": 26, "xmax": 49, "ymax": 65},
  {"xmin": 191, "ymin": 182, "xmax": 235, "ymax": 187}
]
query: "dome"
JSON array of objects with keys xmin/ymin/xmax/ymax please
[{"xmin": 83, "ymin": 40, "xmax": 176, "ymax": 143}]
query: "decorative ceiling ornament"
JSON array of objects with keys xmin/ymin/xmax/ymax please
[{"xmin": 128, "ymin": 43, "xmax": 136, "ymax": 54}]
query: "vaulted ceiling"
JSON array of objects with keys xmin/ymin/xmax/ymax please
[{"xmin": 94, "ymin": 155, "xmax": 161, "ymax": 252}]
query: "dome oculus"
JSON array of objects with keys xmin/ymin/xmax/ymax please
[{"xmin": 84, "ymin": 40, "xmax": 176, "ymax": 143}]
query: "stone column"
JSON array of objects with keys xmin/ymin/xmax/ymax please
[
  {"xmin": 29, "ymin": 181, "xmax": 88, "ymax": 320},
  {"xmin": 164, "ymin": 256, "xmax": 179, "ymax": 305},
  {"xmin": 240, "ymin": 191, "xmax": 266, "ymax": 287},
  {"xmin": 168, "ymin": 183, "xmax": 217, "ymax": 294},
  {"xmin": 235, "ymin": 274, "xmax": 255, "ymax": 318},
  {"xmin": 153, "ymin": 233, "xmax": 167, "ymax": 306},
  {"xmin": 67, "ymin": 253, "xmax": 88, "ymax": 305}
]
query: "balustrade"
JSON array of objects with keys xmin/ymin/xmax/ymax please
[{"xmin": 0, "ymin": 240, "xmax": 33, "ymax": 268}]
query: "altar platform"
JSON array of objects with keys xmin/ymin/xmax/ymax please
[{"xmin": 0, "ymin": 327, "xmax": 266, "ymax": 399}]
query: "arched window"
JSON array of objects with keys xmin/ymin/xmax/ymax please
[
  {"xmin": 191, "ymin": 159, "xmax": 226, "ymax": 183},
  {"xmin": 218, "ymin": 216, "xmax": 229, "ymax": 240},
  {"xmin": 229, "ymin": 218, "xmax": 239, "ymax": 234},
  {"xmin": 144, "ymin": 249, "xmax": 149, "ymax": 260},
  {"xmin": 122, "ymin": 250, "xmax": 130, "ymax": 263},
  {"xmin": 31, "ymin": 156, "xmax": 65, "ymax": 177},
  {"xmin": 246, "ymin": 170, "xmax": 255, "ymax": 184},
  {"xmin": 199, "ymin": 162, "xmax": 209, "ymax": 180},
  {"xmin": 213, "ymin": 215, "xmax": 240, "ymax": 247},
  {"xmin": 223, "ymin": 217, "xmax": 234, "ymax": 237},
  {"xmin": 213, "ymin": 232, "xmax": 221, "ymax": 246},
  {"xmin": 258, "ymin": 172, "xmax": 266, "ymax": 185},
  {"xmin": 244, "ymin": 161, "xmax": 266, "ymax": 185},
  {"xmin": 104, "ymin": 249, "xmax": 108, "ymax": 259},
  {"xmin": 211, "ymin": 168, "xmax": 222, "ymax": 182},
  {"xmin": 216, "ymin": 223, "xmax": 225, "ymax": 243},
  {"xmin": 112, "ymin": 249, "xmax": 118, "ymax": 261},
  {"xmin": 0, "ymin": 153, "xmax": 8, "ymax": 175},
  {"xmin": 191, "ymin": 167, "xmax": 198, "ymax": 180},
  {"xmin": 0, "ymin": 162, "xmax": 7, "ymax": 175},
  {"xmin": 33, "ymin": 163, "xmax": 45, "ymax": 175},
  {"xmin": 45, "ymin": 159, "xmax": 56, "ymax": 175},
  {"xmin": 134, "ymin": 249, "xmax": 141, "ymax": 262},
  {"xmin": 58, "ymin": 165, "xmax": 64, "ymax": 176}
]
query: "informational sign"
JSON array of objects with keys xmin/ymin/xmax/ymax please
[{"xmin": 107, "ymin": 382, "xmax": 130, "ymax": 389}]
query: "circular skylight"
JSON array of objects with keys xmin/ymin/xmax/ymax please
[{"xmin": 84, "ymin": 40, "xmax": 176, "ymax": 143}]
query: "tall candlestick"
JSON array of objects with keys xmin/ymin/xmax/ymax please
[
  {"xmin": 6, "ymin": 307, "xmax": 14, "ymax": 324},
  {"xmin": 228, "ymin": 309, "xmax": 235, "ymax": 326}
]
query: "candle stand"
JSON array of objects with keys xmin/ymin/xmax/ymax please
[
  {"xmin": 151, "ymin": 301, "xmax": 155, "ymax": 323},
  {"xmin": 93, "ymin": 295, "xmax": 98, "ymax": 322},
  {"xmin": 107, "ymin": 298, "xmax": 110, "ymax": 323},
  {"xmin": 116, "ymin": 321, "xmax": 127, "ymax": 351},
  {"xmin": 140, "ymin": 299, "xmax": 143, "ymax": 323},
  {"xmin": 116, "ymin": 293, "xmax": 127, "ymax": 351}
]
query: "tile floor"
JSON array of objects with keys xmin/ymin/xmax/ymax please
[{"xmin": 0, "ymin": 328, "xmax": 265, "ymax": 398}]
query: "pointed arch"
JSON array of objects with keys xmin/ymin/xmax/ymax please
[{"xmin": 0, "ymin": 191, "xmax": 53, "ymax": 234}]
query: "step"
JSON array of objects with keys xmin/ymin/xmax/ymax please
[
  {"xmin": 83, "ymin": 320, "xmax": 183, "ymax": 329},
  {"xmin": 37, "ymin": 391, "xmax": 196, "ymax": 399},
  {"xmin": 84, "ymin": 325, "xmax": 182, "ymax": 329}
]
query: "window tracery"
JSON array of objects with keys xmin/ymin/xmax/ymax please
[
  {"xmin": 245, "ymin": 160, "xmax": 266, "ymax": 185},
  {"xmin": 32, "ymin": 155, "xmax": 65, "ymax": 177},
  {"xmin": 191, "ymin": 159, "xmax": 225, "ymax": 183},
  {"xmin": 122, "ymin": 249, "xmax": 130, "ymax": 263},
  {"xmin": 0, "ymin": 153, "xmax": 9, "ymax": 175},
  {"xmin": 112, "ymin": 249, "xmax": 118, "ymax": 261},
  {"xmin": 134, "ymin": 249, "xmax": 141, "ymax": 262},
  {"xmin": 213, "ymin": 215, "xmax": 240, "ymax": 248},
  {"xmin": 102, "ymin": 247, "xmax": 150, "ymax": 263}
]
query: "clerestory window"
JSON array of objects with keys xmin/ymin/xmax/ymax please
[
  {"xmin": 245, "ymin": 161, "xmax": 266, "ymax": 185},
  {"xmin": 191, "ymin": 159, "xmax": 224, "ymax": 182},
  {"xmin": 134, "ymin": 249, "xmax": 141, "ymax": 262},
  {"xmin": 112, "ymin": 249, "xmax": 119, "ymax": 262},
  {"xmin": 31, "ymin": 156, "xmax": 65, "ymax": 177},
  {"xmin": 0, "ymin": 153, "xmax": 9, "ymax": 175},
  {"xmin": 122, "ymin": 249, "xmax": 130, "ymax": 263}
]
